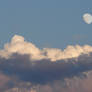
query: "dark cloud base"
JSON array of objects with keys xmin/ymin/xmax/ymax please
[{"xmin": 0, "ymin": 53, "xmax": 92, "ymax": 92}]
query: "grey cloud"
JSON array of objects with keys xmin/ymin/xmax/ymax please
[
  {"xmin": 0, "ymin": 52, "xmax": 92, "ymax": 92},
  {"xmin": 0, "ymin": 35, "xmax": 92, "ymax": 92}
]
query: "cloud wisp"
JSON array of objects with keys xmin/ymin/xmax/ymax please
[{"xmin": 0, "ymin": 35, "xmax": 92, "ymax": 92}]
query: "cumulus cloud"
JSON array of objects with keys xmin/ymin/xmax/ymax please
[
  {"xmin": 1, "ymin": 35, "xmax": 92, "ymax": 61},
  {"xmin": 0, "ymin": 35, "xmax": 45, "ymax": 61},
  {"xmin": 1, "ymin": 35, "xmax": 92, "ymax": 92},
  {"xmin": 83, "ymin": 13, "xmax": 92, "ymax": 24}
]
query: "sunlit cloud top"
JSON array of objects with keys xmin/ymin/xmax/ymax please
[{"xmin": 0, "ymin": 35, "xmax": 92, "ymax": 61}]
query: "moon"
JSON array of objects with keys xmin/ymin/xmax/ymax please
[{"xmin": 83, "ymin": 13, "xmax": 92, "ymax": 24}]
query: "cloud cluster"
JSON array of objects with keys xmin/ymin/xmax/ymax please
[
  {"xmin": 1, "ymin": 35, "xmax": 92, "ymax": 61},
  {"xmin": 83, "ymin": 13, "xmax": 92, "ymax": 24},
  {"xmin": 0, "ymin": 35, "xmax": 92, "ymax": 92}
]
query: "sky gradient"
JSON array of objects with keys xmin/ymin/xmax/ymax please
[{"xmin": 0, "ymin": 0, "xmax": 92, "ymax": 49}]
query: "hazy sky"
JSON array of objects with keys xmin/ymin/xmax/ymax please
[{"xmin": 0, "ymin": 0, "xmax": 92, "ymax": 49}]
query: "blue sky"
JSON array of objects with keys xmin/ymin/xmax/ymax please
[{"xmin": 0, "ymin": 0, "xmax": 92, "ymax": 49}]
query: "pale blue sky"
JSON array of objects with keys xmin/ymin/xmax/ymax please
[{"xmin": 0, "ymin": 0, "xmax": 92, "ymax": 49}]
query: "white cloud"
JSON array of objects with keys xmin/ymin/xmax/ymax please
[
  {"xmin": 0, "ymin": 35, "xmax": 92, "ymax": 61},
  {"xmin": 83, "ymin": 13, "xmax": 92, "ymax": 24}
]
